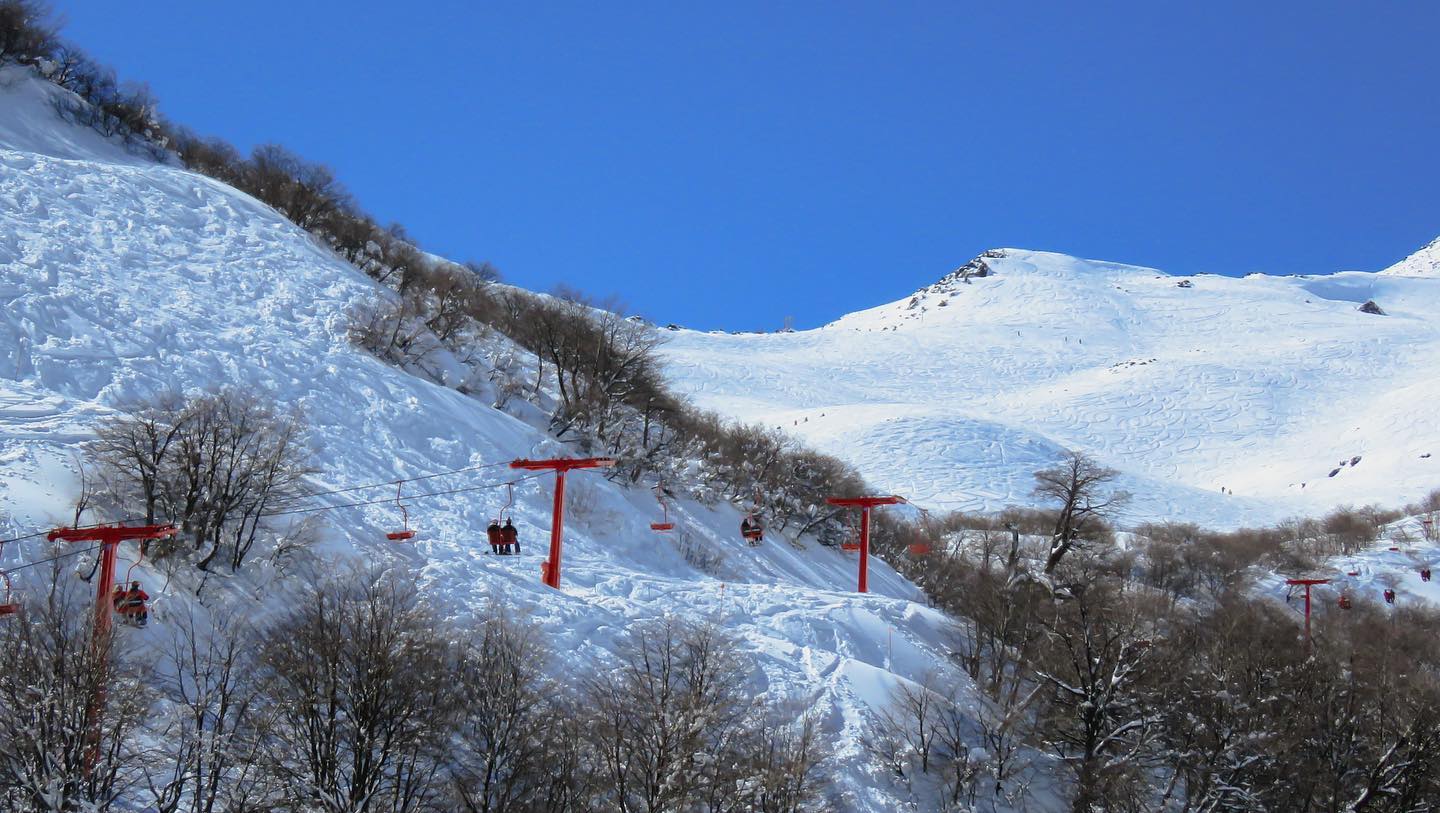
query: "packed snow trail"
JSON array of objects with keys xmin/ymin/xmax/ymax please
[
  {"xmin": 0, "ymin": 67, "xmax": 981, "ymax": 810},
  {"xmin": 661, "ymin": 249, "xmax": 1440, "ymax": 529}
]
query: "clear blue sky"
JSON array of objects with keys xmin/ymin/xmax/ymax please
[{"xmin": 52, "ymin": 1, "xmax": 1440, "ymax": 330}]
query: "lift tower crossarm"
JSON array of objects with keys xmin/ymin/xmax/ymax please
[
  {"xmin": 510, "ymin": 458, "xmax": 616, "ymax": 589},
  {"xmin": 1284, "ymin": 577, "xmax": 1331, "ymax": 647},
  {"xmin": 826, "ymin": 496, "xmax": 907, "ymax": 594}
]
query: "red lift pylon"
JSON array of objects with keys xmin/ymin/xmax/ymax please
[
  {"xmin": 46, "ymin": 524, "xmax": 177, "ymax": 771},
  {"xmin": 510, "ymin": 458, "xmax": 615, "ymax": 589},
  {"xmin": 1285, "ymin": 577, "xmax": 1330, "ymax": 647},
  {"xmin": 826, "ymin": 496, "xmax": 906, "ymax": 594}
]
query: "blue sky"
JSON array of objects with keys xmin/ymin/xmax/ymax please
[{"xmin": 53, "ymin": 1, "xmax": 1440, "ymax": 330}]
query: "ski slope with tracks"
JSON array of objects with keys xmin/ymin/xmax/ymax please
[{"xmin": 661, "ymin": 247, "xmax": 1440, "ymax": 529}]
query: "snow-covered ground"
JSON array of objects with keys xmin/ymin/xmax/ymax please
[
  {"xmin": 0, "ymin": 68, "xmax": 976, "ymax": 810},
  {"xmin": 1382, "ymin": 236, "xmax": 1440, "ymax": 278},
  {"xmin": 661, "ymin": 248, "xmax": 1440, "ymax": 529}
]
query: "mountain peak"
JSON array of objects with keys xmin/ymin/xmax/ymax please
[
  {"xmin": 919, "ymin": 249, "xmax": 1007, "ymax": 295},
  {"xmin": 1380, "ymin": 236, "xmax": 1440, "ymax": 277}
]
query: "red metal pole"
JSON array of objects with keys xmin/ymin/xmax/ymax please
[
  {"xmin": 1303, "ymin": 585, "xmax": 1311, "ymax": 645},
  {"xmin": 544, "ymin": 470, "xmax": 567, "ymax": 589},
  {"xmin": 858, "ymin": 506, "xmax": 871, "ymax": 594},
  {"xmin": 85, "ymin": 540, "xmax": 119, "ymax": 773},
  {"xmin": 94, "ymin": 540, "xmax": 117, "ymax": 638}
]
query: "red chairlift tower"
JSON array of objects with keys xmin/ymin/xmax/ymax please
[
  {"xmin": 47, "ymin": 524, "xmax": 177, "ymax": 771},
  {"xmin": 826, "ymin": 495, "xmax": 906, "ymax": 594},
  {"xmin": 510, "ymin": 458, "xmax": 615, "ymax": 589},
  {"xmin": 1284, "ymin": 577, "xmax": 1330, "ymax": 647}
]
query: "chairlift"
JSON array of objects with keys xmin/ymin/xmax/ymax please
[
  {"xmin": 386, "ymin": 481, "xmax": 416, "ymax": 541},
  {"xmin": 0, "ymin": 543, "xmax": 18, "ymax": 616},
  {"xmin": 0, "ymin": 571, "xmax": 18, "ymax": 617},
  {"xmin": 740, "ymin": 488, "xmax": 764, "ymax": 544},
  {"xmin": 740, "ymin": 512, "xmax": 763, "ymax": 544},
  {"xmin": 651, "ymin": 483, "xmax": 675, "ymax": 532},
  {"xmin": 1338, "ymin": 593, "xmax": 1353, "ymax": 610},
  {"xmin": 495, "ymin": 482, "xmax": 515, "ymax": 527},
  {"xmin": 109, "ymin": 547, "xmax": 154, "ymax": 627},
  {"xmin": 840, "ymin": 516, "xmax": 861, "ymax": 552},
  {"xmin": 1384, "ymin": 588, "xmax": 1396, "ymax": 605}
]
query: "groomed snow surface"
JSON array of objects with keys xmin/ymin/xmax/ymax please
[
  {"xmin": 661, "ymin": 250, "xmax": 1440, "ymax": 530},
  {"xmin": 0, "ymin": 68, "xmax": 983, "ymax": 810}
]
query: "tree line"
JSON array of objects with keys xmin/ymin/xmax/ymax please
[
  {"xmin": 864, "ymin": 455, "xmax": 1440, "ymax": 810},
  {"xmin": 0, "ymin": 567, "xmax": 832, "ymax": 812}
]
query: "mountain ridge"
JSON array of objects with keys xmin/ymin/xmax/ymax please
[{"xmin": 661, "ymin": 247, "xmax": 1440, "ymax": 529}]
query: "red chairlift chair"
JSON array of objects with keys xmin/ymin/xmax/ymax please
[
  {"xmin": 0, "ymin": 571, "xmax": 18, "ymax": 617},
  {"xmin": 386, "ymin": 481, "xmax": 416, "ymax": 541},
  {"xmin": 0, "ymin": 542, "xmax": 18, "ymax": 616}
]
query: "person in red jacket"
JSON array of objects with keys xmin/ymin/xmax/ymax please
[
  {"xmin": 501, "ymin": 519, "xmax": 519, "ymax": 555},
  {"xmin": 122, "ymin": 581, "xmax": 150, "ymax": 627},
  {"xmin": 487, "ymin": 521, "xmax": 503, "ymax": 555}
]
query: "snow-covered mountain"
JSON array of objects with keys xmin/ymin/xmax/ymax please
[
  {"xmin": 0, "ymin": 68, "xmax": 969, "ymax": 810},
  {"xmin": 661, "ymin": 248, "xmax": 1440, "ymax": 529},
  {"xmin": 1382, "ymin": 236, "xmax": 1440, "ymax": 277}
]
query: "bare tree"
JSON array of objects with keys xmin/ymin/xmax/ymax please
[
  {"xmin": 448, "ymin": 607, "xmax": 558, "ymax": 813},
  {"xmin": 1033, "ymin": 583, "xmax": 1157, "ymax": 812},
  {"xmin": 1032, "ymin": 452, "xmax": 1129, "ymax": 574},
  {"xmin": 740, "ymin": 709, "xmax": 831, "ymax": 813},
  {"xmin": 582, "ymin": 617, "xmax": 752, "ymax": 812},
  {"xmin": 256, "ymin": 572, "xmax": 453, "ymax": 813},
  {"xmin": 86, "ymin": 391, "xmax": 189, "ymax": 526},
  {"xmin": 0, "ymin": 560, "xmax": 150, "ymax": 811},
  {"xmin": 0, "ymin": 0, "xmax": 57, "ymax": 66},
  {"xmin": 145, "ymin": 610, "xmax": 270, "ymax": 813}
]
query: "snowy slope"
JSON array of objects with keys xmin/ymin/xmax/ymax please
[
  {"xmin": 1382, "ymin": 235, "xmax": 1440, "ymax": 277},
  {"xmin": 0, "ymin": 68, "xmax": 967, "ymax": 810},
  {"xmin": 661, "ymin": 250, "xmax": 1440, "ymax": 529}
]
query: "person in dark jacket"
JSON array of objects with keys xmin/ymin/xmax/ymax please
[
  {"xmin": 501, "ymin": 519, "xmax": 519, "ymax": 555},
  {"xmin": 741, "ymin": 516, "xmax": 764, "ymax": 545},
  {"xmin": 487, "ymin": 521, "xmax": 503, "ymax": 555}
]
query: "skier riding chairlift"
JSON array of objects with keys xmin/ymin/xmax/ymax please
[
  {"xmin": 501, "ymin": 519, "xmax": 519, "ymax": 555},
  {"xmin": 741, "ymin": 515, "xmax": 764, "ymax": 546},
  {"xmin": 119, "ymin": 581, "xmax": 150, "ymax": 627},
  {"xmin": 487, "ymin": 521, "xmax": 503, "ymax": 555}
]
